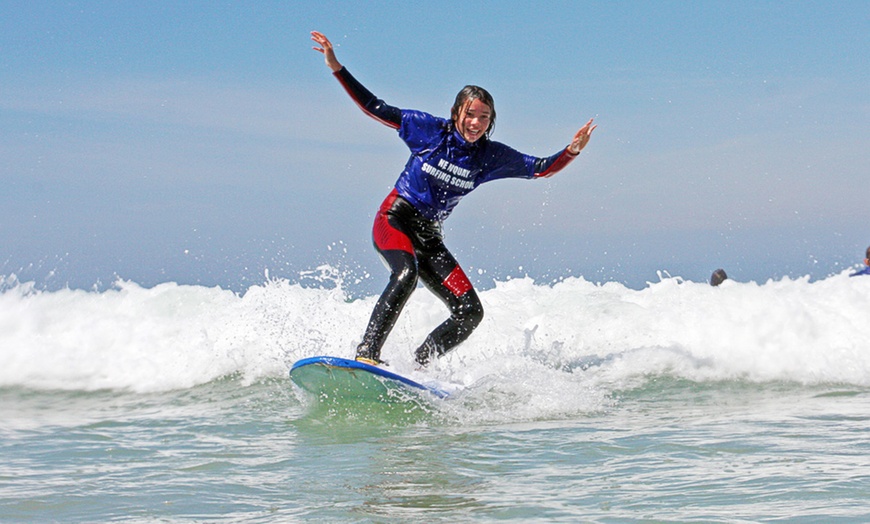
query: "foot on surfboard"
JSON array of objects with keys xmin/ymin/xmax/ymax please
[
  {"xmin": 355, "ymin": 356, "xmax": 388, "ymax": 367},
  {"xmin": 355, "ymin": 345, "xmax": 388, "ymax": 366}
]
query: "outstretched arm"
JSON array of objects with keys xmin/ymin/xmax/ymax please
[
  {"xmin": 310, "ymin": 30, "xmax": 402, "ymax": 129},
  {"xmin": 534, "ymin": 118, "xmax": 597, "ymax": 178},
  {"xmin": 311, "ymin": 31, "xmax": 342, "ymax": 72}
]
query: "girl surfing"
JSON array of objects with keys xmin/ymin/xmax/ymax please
[{"xmin": 311, "ymin": 31, "xmax": 596, "ymax": 366}]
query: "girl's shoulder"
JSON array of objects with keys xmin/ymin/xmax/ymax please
[
  {"xmin": 400, "ymin": 110, "xmax": 452, "ymax": 146},
  {"xmin": 401, "ymin": 109, "xmax": 451, "ymax": 130}
]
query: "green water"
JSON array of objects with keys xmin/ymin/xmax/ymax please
[{"xmin": 2, "ymin": 377, "xmax": 870, "ymax": 523}]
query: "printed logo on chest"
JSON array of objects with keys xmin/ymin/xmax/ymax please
[{"xmin": 422, "ymin": 159, "xmax": 477, "ymax": 191}]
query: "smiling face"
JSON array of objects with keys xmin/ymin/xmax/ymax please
[
  {"xmin": 451, "ymin": 85, "xmax": 496, "ymax": 143},
  {"xmin": 455, "ymin": 98, "xmax": 492, "ymax": 143}
]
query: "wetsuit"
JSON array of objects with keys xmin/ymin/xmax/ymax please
[
  {"xmin": 334, "ymin": 67, "xmax": 580, "ymax": 365},
  {"xmin": 850, "ymin": 266, "xmax": 870, "ymax": 277}
]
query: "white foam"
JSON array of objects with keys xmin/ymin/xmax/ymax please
[{"xmin": 2, "ymin": 270, "xmax": 869, "ymax": 397}]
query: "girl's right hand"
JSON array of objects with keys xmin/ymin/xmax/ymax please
[{"xmin": 311, "ymin": 31, "xmax": 342, "ymax": 72}]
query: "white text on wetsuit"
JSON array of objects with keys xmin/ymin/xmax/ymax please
[{"xmin": 421, "ymin": 159, "xmax": 475, "ymax": 191}]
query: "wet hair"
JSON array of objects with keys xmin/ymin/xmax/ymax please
[
  {"xmin": 865, "ymin": 246, "xmax": 870, "ymax": 259},
  {"xmin": 450, "ymin": 85, "xmax": 496, "ymax": 138},
  {"xmin": 710, "ymin": 268, "xmax": 728, "ymax": 287}
]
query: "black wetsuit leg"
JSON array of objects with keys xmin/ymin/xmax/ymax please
[
  {"xmin": 355, "ymin": 192, "xmax": 418, "ymax": 362},
  {"xmin": 413, "ymin": 245, "xmax": 484, "ymax": 366},
  {"xmin": 356, "ymin": 248, "xmax": 417, "ymax": 362},
  {"xmin": 356, "ymin": 191, "xmax": 483, "ymax": 365}
]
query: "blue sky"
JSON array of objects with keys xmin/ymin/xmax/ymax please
[{"xmin": 1, "ymin": 1, "xmax": 868, "ymax": 292}]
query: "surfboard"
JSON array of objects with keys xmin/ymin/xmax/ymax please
[{"xmin": 289, "ymin": 356, "xmax": 450, "ymax": 401}]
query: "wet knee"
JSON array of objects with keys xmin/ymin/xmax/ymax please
[
  {"xmin": 457, "ymin": 298, "xmax": 484, "ymax": 331},
  {"xmin": 391, "ymin": 262, "xmax": 418, "ymax": 290}
]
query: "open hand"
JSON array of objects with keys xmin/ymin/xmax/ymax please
[
  {"xmin": 569, "ymin": 118, "xmax": 597, "ymax": 155},
  {"xmin": 311, "ymin": 31, "xmax": 342, "ymax": 72}
]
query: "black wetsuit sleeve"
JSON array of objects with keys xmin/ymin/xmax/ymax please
[
  {"xmin": 334, "ymin": 67, "xmax": 403, "ymax": 130},
  {"xmin": 533, "ymin": 148, "xmax": 579, "ymax": 178}
]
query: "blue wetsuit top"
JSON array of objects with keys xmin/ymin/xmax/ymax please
[
  {"xmin": 849, "ymin": 266, "xmax": 870, "ymax": 277},
  {"xmin": 334, "ymin": 67, "xmax": 579, "ymax": 221}
]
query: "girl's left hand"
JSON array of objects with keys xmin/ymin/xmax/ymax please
[{"xmin": 569, "ymin": 118, "xmax": 596, "ymax": 155}]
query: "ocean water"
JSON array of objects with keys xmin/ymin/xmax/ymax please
[{"xmin": 2, "ymin": 270, "xmax": 870, "ymax": 522}]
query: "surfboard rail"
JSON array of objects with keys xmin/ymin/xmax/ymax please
[{"xmin": 290, "ymin": 356, "xmax": 450, "ymax": 400}]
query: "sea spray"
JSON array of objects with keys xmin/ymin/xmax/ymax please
[{"xmin": 2, "ymin": 269, "xmax": 869, "ymax": 403}]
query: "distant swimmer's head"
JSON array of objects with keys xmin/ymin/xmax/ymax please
[
  {"xmin": 710, "ymin": 268, "xmax": 728, "ymax": 287},
  {"xmin": 865, "ymin": 245, "xmax": 870, "ymax": 264},
  {"xmin": 451, "ymin": 85, "xmax": 496, "ymax": 143}
]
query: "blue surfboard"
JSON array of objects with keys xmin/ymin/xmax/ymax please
[{"xmin": 289, "ymin": 356, "xmax": 450, "ymax": 401}]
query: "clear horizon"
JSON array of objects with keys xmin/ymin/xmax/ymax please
[{"xmin": 2, "ymin": 1, "xmax": 867, "ymax": 292}]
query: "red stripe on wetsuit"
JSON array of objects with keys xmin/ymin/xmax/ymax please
[
  {"xmin": 373, "ymin": 190, "xmax": 414, "ymax": 253},
  {"xmin": 373, "ymin": 190, "xmax": 472, "ymax": 297},
  {"xmin": 333, "ymin": 67, "xmax": 401, "ymax": 130},
  {"xmin": 443, "ymin": 266, "xmax": 473, "ymax": 297},
  {"xmin": 534, "ymin": 148, "xmax": 578, "ymax": 178}
]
